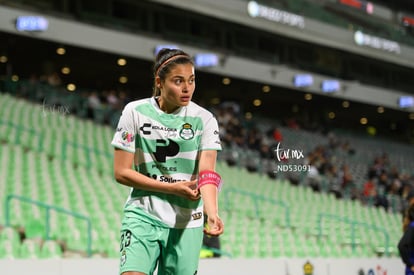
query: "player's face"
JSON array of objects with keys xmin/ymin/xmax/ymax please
[{"xmin": 158, "ymin": 63, "xmax": 195, "ymax": 113}]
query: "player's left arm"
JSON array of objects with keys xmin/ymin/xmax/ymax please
[{"xmin": 198, "ymin": 149, "xmax": 224, "ymax": 236}]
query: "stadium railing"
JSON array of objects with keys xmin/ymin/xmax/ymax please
[{"xmin": 4, "ymin": 194, "xmax": 93, "ymax": 257}]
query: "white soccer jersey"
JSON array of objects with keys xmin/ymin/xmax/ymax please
[{"xmin": 111, "ymin": 97, "xmax": 222, "ymax": 229}]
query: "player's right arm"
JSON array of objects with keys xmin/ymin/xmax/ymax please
[{"xmin": 113, "ymin": 148, "xmax": 200, "ymax": 201}]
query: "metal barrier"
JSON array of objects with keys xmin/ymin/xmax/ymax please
[
  {"xmin": 61, "ymin": 139, "xmax": 112, "ymax": 169},
  {"xmin": 222, "ymin": 187, "xmax": 291, "ymax": 228},
  {"xmin": 4, "ymin": 194, "xmax": 93, "ymax": 257},
  {"xmin": 317, "ymin": 212, "xmax": 390, "ymax": 256},
  {"xmin": 0, "ymin": 120, "xmax": 44, "ymax": 151}
]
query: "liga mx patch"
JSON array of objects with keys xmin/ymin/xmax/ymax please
[
  {"xmin": 121, "ymin": 131, "xmax": 135, "ymax": 142},
  {"xmin": 179, "ymin": 123, "xmax": 194, "ymax": 140}
]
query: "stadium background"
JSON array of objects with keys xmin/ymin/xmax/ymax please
[{"xmin": 0, "ymin": 0, "xmax": 414, "ymax": 274}]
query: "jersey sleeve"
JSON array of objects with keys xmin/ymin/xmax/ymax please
[
  {"xmin": 200, "ymin": 115, "xmax": 222, "ymax": 151},
  {"xmin": 111, "ymin": 103, "xmax": 137, "ymax": 153}
]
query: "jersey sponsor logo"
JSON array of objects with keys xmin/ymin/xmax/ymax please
[
  {"xmin": 139, "ymin": 123, "xmax": 151, "ymax": 135},
  {"xmin": 151, "ymin": 164, "xmax": 177, "ymax": 172},
  {"xmin": 152, "ymin": 125, "xmax": 177, "ymax": 132},
  {"xmin": 192, "ymin": 212, "xmax": 202, "ymax": 220},
  {"xmin": 154, "ymin": 139, "xmax": 179, "ymax": 162},
  {"xmin": 146, "ymin": 173, "xmax": 185, "ymax": 183},
  {"xmin": 140, "ymin": 123, "xmax": 178, "ymax": 136},
  {"xmin": 179, "ymin": 123, "xmax": 194, "ymax": 140},
  {"xmin": 159, "ymin": 175, "xmax": 184, "ymax": 183}
]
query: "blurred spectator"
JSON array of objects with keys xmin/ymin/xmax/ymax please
[
  {"xmin": 47, "ymin": 72, "xmax": 62, "ymax": 87},
  {"xmin": 246, "ymin": 127, "xmax": 262, "ymax": 151},
  {"xmin": 87, "ymin": 91, "xmax": 103, "ymax": 119},
  {"xmin": 388, "ymin": 166, "xmax": 400, "ymax": 181},
  {"xmin": 118, "ymin": 90, "xmax": 132, "ymax": 108},
  {"xmin": 106, "ymin": 89, "xmax": 120, "ymax": 109},
  {"xmin": 362, "ymin": 175, "xmax": 377, "ymax": 205},
  {"xmin": 88, "ymin": 91, "xmax": 102, "ymax": 108},
  {"xmin": 341, "ymin": 140, "xmax": 355, "ymax": 155},
  {"xmin": 306, "ymin": 159, "xmax": 321, "ymax": 192},
  {"xmin": 378, "ymin": 172, "xmax": 390, "ymax": 192},
  {"xmin": 20, "ymin": 73, "xmax": 39, "ymax": 100},
  {"xmin": 321, "ymin": 162, "xmax": 340, "ymax": 198},
  {"xmin": 285, "ymin": 117, "xmax": 300, "ymax": 129},
  {"xmin": 339, "ymin": 164, "xmax": 355, "ymax": 193},
  {"xmin": 404, "ymin": 184, "xmax": 414, "ymax": 208},
  {"xmin": 388, "ymin": 179, "xmax": 404, "ymax": 212},
  {"xmin": 269, "ymin": 127, "xmax": 283, "ymax": 143},
  {"xmin": 259, "ymin": 141, "xmax": 273, "ymax": 160},
  {"xmin": 362, "ymin": 175, "xmax": 389, "ymax": 210},
  {"xmin": 367, "ymin": 156, "xmax": 386, "ymax": 179},
  {"xmin": 327, "ymin": 131, "xmax": 340, "ymax": 150}
]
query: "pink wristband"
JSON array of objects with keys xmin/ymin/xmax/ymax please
[{"xmin": 198, "ymin": 170, "xmax": 222, "ymax": 191}]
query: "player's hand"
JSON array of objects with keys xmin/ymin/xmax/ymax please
[
  {"xmin": 204, "ymin": 214, "xmax": 224, "ymax": 236},
  {"xmin": 172, "ymin": 180, "xmax": 200, "ymax": 201}
]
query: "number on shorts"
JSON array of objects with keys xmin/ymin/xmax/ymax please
[{"xmin": 120, "ymin": 230, "xmax": 132, "ymax": 252}]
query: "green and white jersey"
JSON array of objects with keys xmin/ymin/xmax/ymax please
[{"xmin": 111, "ymin": 97, "xmax": 222, "ymax": 229}]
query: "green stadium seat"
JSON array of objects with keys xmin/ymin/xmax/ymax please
[
  {"xmin": 0, "ymin": 238, "xmax": 19, "ymax": 259},
  {"xmin": 40, "ymin": 240, "xmax": 63, "ymax": 258},
  {"xmin": 0, "ymin": 226, "xmax": 21, "ymax": 246},
  {"xmin": 19, "ymin": 239, "xmax": 42, "ymax": 259},
  {"xmin": 24, "ymin": 218, "xmax": 45, "ymax": 239}
]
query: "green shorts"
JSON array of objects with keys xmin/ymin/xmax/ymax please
[{"xmin": 119, "ymin": 216, "xmax": 203, "ymax": 275}]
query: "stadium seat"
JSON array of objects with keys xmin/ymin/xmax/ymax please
[
  {"xmin": 0, "ymin": 226, "xmax": 21, "ymax": 246},
  {"xmin": 19, "ymin": 239, "xmax": 42, "ymax": 259},
  {"xmin": 0, "ymin": 238, "xmax": 19, "ymax": 259}
]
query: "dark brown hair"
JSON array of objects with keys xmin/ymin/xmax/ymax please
[{"xmin": 152, "ymin": 48, "xmax": 193, "ymax": 96}]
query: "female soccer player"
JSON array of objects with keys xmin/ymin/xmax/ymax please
[{"xmin": 111, "ymin": 48, "xmax": 224, "ymax": 275}]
